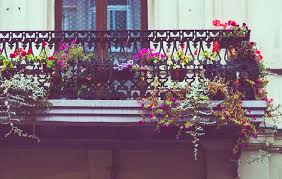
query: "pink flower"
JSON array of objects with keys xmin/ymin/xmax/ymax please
[{"xmin": 160, "ymin": 54, "xmax": 166, "ymax": 59}]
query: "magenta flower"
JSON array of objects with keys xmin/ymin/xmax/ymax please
[{"xmin": 57, "ymin": 59, "xmax": 65, "ymax": 67}]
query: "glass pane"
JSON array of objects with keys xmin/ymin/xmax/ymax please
[
  {"xmin": 107, "ymin": 0, "xmax": 141, "ymax": 30},
  {"xmin": 62, "ymin": 0, "xmax": 96, "ymax": 30}
]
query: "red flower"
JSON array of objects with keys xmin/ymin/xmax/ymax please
[
  {"xmin": 42, "ymin": 41, "xmax": 48, "ymax": 47},
  {"xmin": 212, "ymin": 19, "xmax": 221, "ymax": 27},
  {"xmin": 258, "ymin": 55, "xmax": 263, "ymax": 60},
  {"xmin": 10, "ymin": 53, "xmax": 16, "ymax": 58},
  {"xmin": 219, "ymin": 23, "xmax": 227, "ymax": 29},
  {"xmin": 48, "ymin": 56, "xmax": 54, "ymax": 61},
  {"xmin": 194, "ymin": 48, "xmax": 199, "ymax": 56},
  {"xmin": 14, "ymin": 51, "xmax": 19, "ymax": 56},
  {"xmin": 227, "ymin": 20, "xmax": 237, "ymax": 26},
  {"xmin": 255, "ymin": 50, "xmax": 261, "ymax": 54},
  {"xmin": 212, "ymin": 41, "xmax": 220, "ymax": 53},
  {"xmin": 21, "ymin": 51, "xmax": 27, "ymax": 57},
  {"xmin": 27, "ymin": 48, "xmax": 33, "ymax": 55},
  {"xmin": 18, "ymin": 48, "xmax": 23, "ymax": 52}
]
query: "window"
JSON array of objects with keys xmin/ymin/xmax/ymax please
[{"xmin": 56, "ymin": 0, "xmax": 147, "ymax": 30}]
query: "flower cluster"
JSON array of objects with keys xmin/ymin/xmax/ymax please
[
  {"xmin": 114, "ymin": 60, "xmax": 135, "ymax": 71},
  {"xmin": 235, "ymin": 41, "xmax": 264, "ymax": 62},
  {"xmin": 135, "ymin": 48, "xmax": 166, "ymax": 65},
  {"xmin": 167, "ymin": 46, "xmax": 192, "ymax": 68},
  {"xmin": 213, "ymin": 19, "xmax": 249, "ymax": 38},
  {"xmin": 200, "ymin": 41, "xmax": 221, "ymax": 62},
  {"xmin": 0, "ymin": 41, "xmax": 65, "ymax": 71}
]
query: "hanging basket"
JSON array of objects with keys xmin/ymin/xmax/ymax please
[
  {"xmin": 113, "ymin": 68, "xmax": 135, "ymax": 81},
  {"xmin": 170, "ymin": 68, "xmax": 187, "ymax": 82}
]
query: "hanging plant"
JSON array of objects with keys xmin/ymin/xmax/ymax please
[
  {"xmin": 113, "ymin": 60, "xmax": 138, "ymax": 81},
  {"xmin": 0, "ymin": 74, "xmax": 50, "ymax": 141}
]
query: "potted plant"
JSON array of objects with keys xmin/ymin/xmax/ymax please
[
  {"xmin": 135, "ymin": 48, "xmax": 165, "ymax": 66},
  {"xmin": 212, "ymin": 20, "xmax": 249, "ymax": 48},
  {"xmin": 200, "ymin": 45, "xmax": 220, "ymax": 81},
  {"xmin": 112, "ymin": 60, "xmax": 137, "ymax": 81},
  {"xmin": 167, "ymin": 47, "xmax": 191, "ymax": 82}
]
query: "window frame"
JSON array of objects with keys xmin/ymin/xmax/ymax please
[{"xmin": 55, "ymin": 0, "xmax": 148, "ymax": 31}]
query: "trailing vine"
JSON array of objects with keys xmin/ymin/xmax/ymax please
[
  {"xmin": 0, "ymin": 74, "xmax": 50, "ymax": 141},
  {"xmin": 139, "ymin": 20, "xmax": 281, "ymax": 160}
]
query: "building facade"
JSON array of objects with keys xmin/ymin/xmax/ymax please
[{"xmin": 0, "ymin": 0, "xmax": 282, "ymax": 179}]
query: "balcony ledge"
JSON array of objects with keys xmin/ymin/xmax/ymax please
[{"xmin": 34, "ymin": 100, "xmax": 267, "ymax": 124}]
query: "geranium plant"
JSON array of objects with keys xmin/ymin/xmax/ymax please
[{"xmin": 0, "ymin": 74, "xmax": 50, "ymax": 141}]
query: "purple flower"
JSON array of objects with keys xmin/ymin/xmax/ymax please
[{"xmin": 160, "ymin": 103, "xmax": 167, "ymax": 110}]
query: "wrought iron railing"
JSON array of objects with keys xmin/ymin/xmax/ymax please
[{"xmin": 0, "ymin": 30, "xmax": 253, "ymax": 100}]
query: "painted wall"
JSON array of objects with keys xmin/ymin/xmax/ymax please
[
  {"xmin": 0, "ymin": 0, "xmax": 54, "ymax": 30},
  {"xmin": 0, "ymin": 147, "xmax": 209, "ymax": 179}
]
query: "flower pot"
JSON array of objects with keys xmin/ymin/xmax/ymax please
[
  {"xmin": 170, "ymin": 68, "xmax": 187, "ymax": 82},
  {"xmin": 219, "ymin": 36, "xmax": 246, "ymax": 49},
  {"xmin": 42, "ymin": 64, "xmax": 53, "ymax": 73},
  {"xmin": 113, "ymin": 69, "xmax": 135, "ymax": 81},
  {"xmin": 16, "ymin": 63, "xmax": 26, "ymax": 71},
  {"xmin": 94, "ymin": 66, "xmax": 112, "ymax": 83}
]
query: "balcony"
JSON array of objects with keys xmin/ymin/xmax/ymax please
[{"xmin": 0, "ymin": 30, "xmax": 266, "ymax": 127}]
